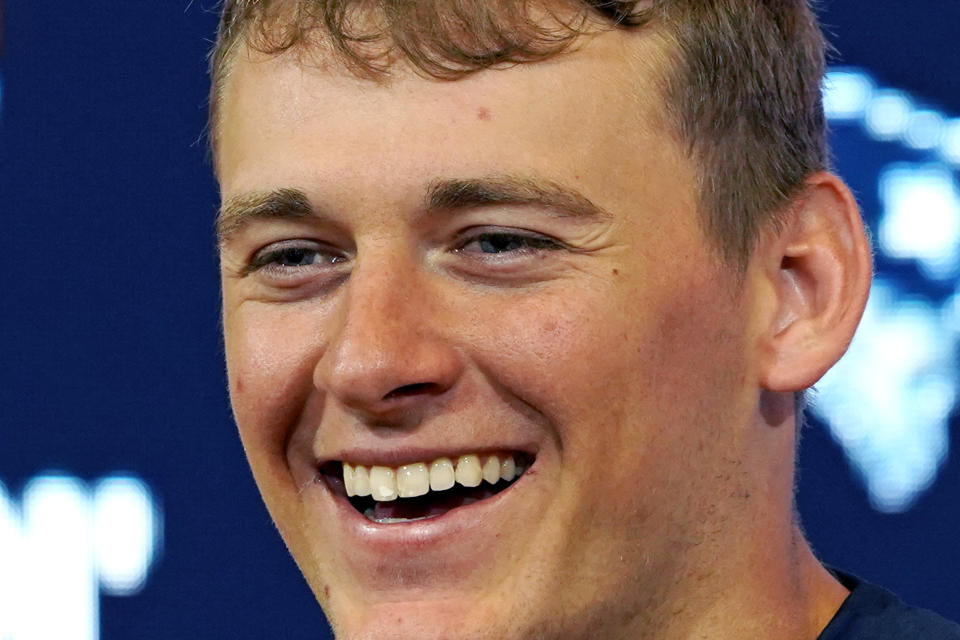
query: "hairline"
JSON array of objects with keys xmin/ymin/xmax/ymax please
[{"xmin": 207, "ymin": 4, "xmax": 669, "ymax": 173}]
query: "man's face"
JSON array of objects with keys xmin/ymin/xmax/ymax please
[{"xmin": 218, "ymin": 26, "xmax": 758, "ymax": 640}]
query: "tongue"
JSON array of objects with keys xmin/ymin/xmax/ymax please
[{"xmin": 372, "ymin": 484, "xmax": 500, "ymax": 520}]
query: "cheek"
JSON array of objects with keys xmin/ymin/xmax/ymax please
[
  {"xmin": 467, "ymin": 270, "xmax": 750, "ymax": 466},
  {"xmin": 464, "ymin": 282, "xmax": 663, "ymax": 411},
  {"xmin": 224, "ymin": 305, "xmax": 323, "ymax": 458},
  {"xmin": 455, "ymin": 282, "xmax": 645, "ymax": 468},
  {"xmin": 223, "ymin": 304, "xmax": 333, "ymax": 581}
]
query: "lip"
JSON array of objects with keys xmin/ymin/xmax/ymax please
[
  {"xmin": 304, "ymin": 447, "xmax": 539, "ymax": 554},
  {"xmin": 316, "ymin": 445, "xmax": 537, "ymax": 468}
]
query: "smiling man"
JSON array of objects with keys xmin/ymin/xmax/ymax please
[{"xmin": 211, "ymin": 1, "xmax": 959, "ymax": 639}]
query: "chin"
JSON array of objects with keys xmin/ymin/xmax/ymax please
[{"xmin": 326, "ymin": 596, "xmax": 526, "ymax": 640}]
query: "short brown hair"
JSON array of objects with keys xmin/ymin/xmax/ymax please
[{"xmin": 209, "ymin": 0, "xmax": 828, "ymax": 267}]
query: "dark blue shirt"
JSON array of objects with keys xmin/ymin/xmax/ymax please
[{"xmin": 818, "ymin": 570, "xmax": 960, "ymax": 639}]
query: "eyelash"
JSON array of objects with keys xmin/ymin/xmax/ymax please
[
  {"xmin": 454, "ymin": 230, "xmax": 564, "ymax": 257},
  {"xmin": 244, "ymin": 229, "xmax": 564, "ymax": 278},
  {"xmin": 245, "ymin": 241, "xmax": 346, "ymax": 276}
]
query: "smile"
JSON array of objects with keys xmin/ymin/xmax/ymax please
[{"xmin": 320, "ymin": 453, "xmax": 532, "ymax": 524}]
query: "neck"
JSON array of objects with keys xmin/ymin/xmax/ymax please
[
  {"xmin": 660, "ymin": 528, "xmax": 849, "ymax": 640},
  {"xmin": 614, "ymin": 392, "xmax": 849, "ymax": 640}
]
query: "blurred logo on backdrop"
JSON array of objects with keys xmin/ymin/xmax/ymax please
[
  {"xmin": 816, "ymin": 68, "xmax": 960, "ymax": 513},
  {"xmin": 0, "ymin": 475, "xmax": 161, "ymax": 640}
]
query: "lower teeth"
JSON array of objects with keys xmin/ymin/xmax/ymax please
[{"xmin": 363, "ymin": 509, "xmax": 437, "ymax": 524}]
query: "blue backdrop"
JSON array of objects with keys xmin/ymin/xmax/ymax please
[{"xmin": 0, "ymin": 2, "xmax": 957, "ymax": 638}]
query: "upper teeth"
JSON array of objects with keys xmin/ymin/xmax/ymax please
[{"xmin": 342, "ymin": 454, "xmax": 523, "ymax": 500}]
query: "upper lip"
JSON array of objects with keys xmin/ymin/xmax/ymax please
[{"xmin": 316, "ymin": 445, "xmax": 537, "ymax": 468}]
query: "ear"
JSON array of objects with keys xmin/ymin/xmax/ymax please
[{"xmin": 754, "ymin": 172, "xmax": 873, "ymax": 392}]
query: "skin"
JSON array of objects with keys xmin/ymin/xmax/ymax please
[{"xmin": 216, "ymin": 21, "xmax": 871, "ymax": 640}]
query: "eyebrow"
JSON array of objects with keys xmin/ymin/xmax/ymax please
[
  {"xmin": 216, "ymin": 175, "xmax": 611, "ymax": 245},
  {"xmin": 424, "ymin": 175, "xmax": 613, "ymax": 222},
  {"xmin": 216, "ymin": 187, "xmax": 315, "ymax": 245}
]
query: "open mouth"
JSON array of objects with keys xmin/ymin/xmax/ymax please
[{"xmin": 319, "ymin": 453, "xmax": 533, "ymax": 524}]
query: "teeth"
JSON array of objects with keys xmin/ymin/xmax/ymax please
[
  {"xmin": 482, "ymin": 455, "xmax": 501, "ymax": 484},
  {"xmin": 341, "ymin": 453, "xmax": 526, "ymax": 502},
  {"xmin": 353, "ymin": 465, "xmax": 371, "ymax": 497},
  {"xmin": 500, "ymin": 456, "xmax": 516, "ymax": 482},
  {"xmin": 343, "ymin": 462, "xmax": 356, "ymax": 496},
  {"xmin": 429, "ymin": 457, "xmax": 455, "ymax": 491},
  {"xmin": 369, "ymin": 466, "xmax": 398, "ymax": 501},
  {"xmin": 396, "ymin": 463, "xmax": 429, "ymax": 498},
  {"xmin": 455, "ymin": 454, "xmax": 482, "ymax": 487},
  {"xmin": 362, "ymin": 512, "xmax": 436, "ymax": 524}
]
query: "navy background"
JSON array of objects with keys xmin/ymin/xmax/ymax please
[{"xmin": 0, "ymin": 2, "xmax": 957, "ymax": 637}]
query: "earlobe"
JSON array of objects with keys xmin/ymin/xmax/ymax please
[{"xmin": 756, "ymin": 172, "xmax": 873, "ymax": 392}]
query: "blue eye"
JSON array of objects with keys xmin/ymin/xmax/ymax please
[
  {"xmin": 461, "ymin": 232, "xmax": 562, "ymax": 255},
  {"xmin": 246, "ymin": 241, "xmax": 347, "ymax": 276},
  {"xmin": 266, "ymin": 247, "xmax": 322, "ymax": 267}
]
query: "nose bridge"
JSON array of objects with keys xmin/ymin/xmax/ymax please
[{"xmin": 314, "ymin": 249, "xmax": 461, "ymax": 417}]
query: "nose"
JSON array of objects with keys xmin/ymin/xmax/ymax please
[{"xmin": 313, "ymin": 252, "xmax": 464, "ymax": 423}]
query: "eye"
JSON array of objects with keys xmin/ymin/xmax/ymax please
[
  {"xmin": 261, "ymin": 247, "xmax": 323, "ymax": 268},
  {"xmin": 245, "ymin": 240, "xmax": 347, "ymax": 277},
  {"xmin": 456, "ymin": 230, "xmax": 563, "ymax": 256}
]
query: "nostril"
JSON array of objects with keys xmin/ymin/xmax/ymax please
[{"xmin": 383, "ymin": 382, "xmax": 443, "ymax": 400}]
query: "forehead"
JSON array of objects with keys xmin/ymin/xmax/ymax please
[{"xmin": 215, "ymin": 28, "xmax": 674, "ymax": 193}]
